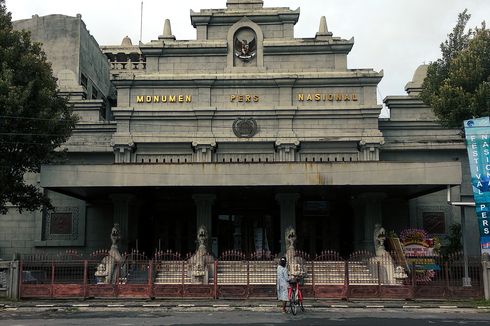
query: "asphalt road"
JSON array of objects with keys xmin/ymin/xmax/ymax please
[{"xmin": 1, "ymin": 308, "xmax": 490, "ymax": 325}]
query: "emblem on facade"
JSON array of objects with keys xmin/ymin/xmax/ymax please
[
  {"xmin": 233, "ymin": 118, "xmax": 257, "ymax": 138},
  {"xmin": 234, "ymin": 37, "xmax": 256, "ymax": 62}
]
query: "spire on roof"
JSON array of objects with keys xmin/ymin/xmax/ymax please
[
  {"xmin": 121, "ymin": 35, "xmax": 133, "ymax": 46},
  {"xmin": 159, "ymin": 19, "xmax": 175, "ymax": 40},
  {"xmin": 316, "ymin": 16, "xmax": 333, "ymax": 40}
]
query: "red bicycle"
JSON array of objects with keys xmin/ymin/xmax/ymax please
[{"xmin": 288, "ymin": 276, "xmax": 305, "ymax": 315}]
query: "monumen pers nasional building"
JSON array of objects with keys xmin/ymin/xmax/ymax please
[{"xmin": 2, "ymin": 0, "xmax": 479, "ymax": 260}]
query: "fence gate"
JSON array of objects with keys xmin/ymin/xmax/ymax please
[{"xmin": 19, "ymin": 250, "xmax": 483, "ymax": 300}]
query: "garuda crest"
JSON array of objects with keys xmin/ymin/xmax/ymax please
[{"xmin": 234, "ymin": 37, "xmax": 256, "ymax": 62}]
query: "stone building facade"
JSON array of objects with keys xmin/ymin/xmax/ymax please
[{"xmin": 0, "ymin": 0, "xmax": 477, "ymax": 260}]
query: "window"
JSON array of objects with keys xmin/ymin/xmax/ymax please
[
  {"xmin": 92, "ymin": 87, "xmax": 98, "ymax": 99},
  {"xmin": 80, "ymin": 73, "xmax": 88, "ymax": 89},
  {"xmin": 422, "ymin": 212, "xmax": 445, "ymax": 234}
]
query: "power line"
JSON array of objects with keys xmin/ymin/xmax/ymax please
[{"xmin": 0, "ymin": 115, "xmax": 72, "ymax": 122}]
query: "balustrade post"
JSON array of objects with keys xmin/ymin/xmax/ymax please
[
  {"xmin": 214, "ymin": 260, "xmax": 218, "ymax": 299},
  {"xmin": 343, "ymin": 260, "xmax": 349, "ymax": 300},
  {"xmin": 83, "ymin": 260, "xmax": 88, "ymax": 299},
  {"xmin": 444, "ymin": 261, "xmax": 450, "ymax": 299},
  {"xmin": 113, "ymin": 263, "xmax": 118, "ymax": 297},
  {"xmin": 377, "ymin": 261, "xmax": 381, "ymax": 298},
  {"xmin": 246, "ymin": 260, "xmax": 250, "ymax": 299},
  {"xmin": 181, "ymin": 260, "xmax": 185, "ymax": 298},
  {"xmin": 148, "ymin": 260, "xmax": 153, "ymax": 299},
  {"xmin": 311, "ymin": 260, "xmax": 316, "ymax": 299},
  {"xmin": 51, "ymin": 260, "xmax": 55, "ymax": 298}
]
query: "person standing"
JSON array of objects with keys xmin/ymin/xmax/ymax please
[{"xmin": 276, "ymin": 256, "xmax": 289, "ymax": 313}]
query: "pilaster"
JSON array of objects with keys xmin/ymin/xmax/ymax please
[
  {"xmin": 192, "ymin": 194, "xmax": 216, "ymax": 248},
  {"xmin": 275, "ymin": 141, "xmax": 299, "ymax": 162},
  {"xmin": 356, "ymin": 192, "xmax": 386, "ymax": 252},
  {"xmin": 110, "ymin": 194, "xmax": 135, "ymax": 252},
  {"xmin": 276, "ymin": 193, "xmax": 300, "ymax": 254},
  {"xmin": 192, "ymin": 142, "xmax": 216, "ymax": 162}
]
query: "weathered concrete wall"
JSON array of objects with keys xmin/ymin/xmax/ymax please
[
  {"xmin": 13, "ymin": 14, "xmax": 81, "ymax": 90},
  {"xmin": 79, "ymin": 21, "xmax": 111, "ymax": 98},
  {"xmin": 206, "ymin": 22, "xmax": 294, "ymax": 41},
  {"xmin": 382, "ymin": 64, "xmax": 479, "ymax": 255},
  {"xmin": 13, "ymin": 14, "xmax": 111, "ymax": 100},
  {"xmin": 40, "ymin": 161, "xmax": 462, "ymax": 188},
  {"xmin": 0, "ymin": 192, "xmax": 112, "ymax": 259},
  {"xmin": 0, "ymin": 208, "xmax": 37, "ymax": 259}
]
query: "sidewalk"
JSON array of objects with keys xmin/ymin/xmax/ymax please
[{"xmin": 1, "ymin": 299, "xmax": 489, "ymax": 311}]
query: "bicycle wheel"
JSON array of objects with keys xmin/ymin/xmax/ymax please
[
  {"xmin": 298, "ymin": 289, "xmax": 305, "ymax": 312},
  {"xmin": 290, "ymin": 299, "xmax": 297, "ymax": 315},
  {"xmin": 289, "ymin": 289, "xmax": 297, "ymax": 315}
]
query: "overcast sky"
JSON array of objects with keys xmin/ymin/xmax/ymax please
[{"xmin": 5, "ymin": 0, "xmax": 490, "ymax": 104}]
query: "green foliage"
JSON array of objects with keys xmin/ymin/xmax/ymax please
[
  {"xmin": 440, "ymin": 223, "xmax": 463, "ymax": 256},
  {"xmin": 387, "ymin": 230, "xmax": 398, "ymax": 238},
  {"xmin": 0, "ymin": 0, "xmax": 77, "ymax": 214},
  {"xmin": 421, "ymin": 10, "xmax": 490, "ymax": 128}
]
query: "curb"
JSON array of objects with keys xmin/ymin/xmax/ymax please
[{"xmin": 1, "ymin": 302, "xmax": 488, "ymax": 310}]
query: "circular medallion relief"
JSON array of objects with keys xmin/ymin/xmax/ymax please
[{"xmin": 233, "ymin": 118, "xmax": 257, "ymax": 138}]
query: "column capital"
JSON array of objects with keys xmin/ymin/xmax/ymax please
[
  {"xmin": 275, "ymin": 193, "xmax": 300, "ymax": 204},
  {"xmin": 109, "ymin": 193, "xmax": 136, "ymax": 203},
  {"xmin": 192, "ymin": 194, "xmax": 216, "ymax": 204},
  {"xmin": 356, "ymin": 192, "xmax": 387, "ymax": 202}
]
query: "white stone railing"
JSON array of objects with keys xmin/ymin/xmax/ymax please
[{"xmin": 110, "ymin": 61, "xmax": 146, "ymax": 71}]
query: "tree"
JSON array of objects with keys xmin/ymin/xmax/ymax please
[
  {"xmin": 0, "ymin": 0, "xmax": 77, "ymax": 214},
  {"xmin": 440, "ymin": 223, "xmax": 462, "ymax": 256},
  {"xmin": 420, "ymin": 10, "xmax": 490, "ymax": 128}
]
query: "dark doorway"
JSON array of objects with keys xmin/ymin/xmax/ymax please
[
  {"xmin": 138, "ymin": 194, "xmax": 196, "ymax": 257},
  {"xmin": 297, "ymin": 198, "xmax": 354, "ymax": 258},
  {"xmin": 213, "ymin": 212, "xmax": 278, "ymax": 256},
  {"xmin": 213, "ymin": 189, "xmax": 280, "ymax": 257}
]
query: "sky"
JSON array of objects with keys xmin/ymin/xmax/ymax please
[{"xmin": 5, "ymin": 0, "xmax": 490, "ymax": 106}]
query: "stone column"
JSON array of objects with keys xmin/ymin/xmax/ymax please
[
  {"xmin": 276, "ymin": 193, "xmax": 300, "ymax": 254},
  {"xmin": 110, "ymin": 194, "xmax": 135, "ymax": 252},
  {"xmin": 357, "ymin": 193, "xmax": 386, "ymax": 252},
  {"xmin": 192, "ymin": 194, "xmax": 216, "ymax": 248},
  {"xmin": 350, "ymin": 197, "xmax": 364, "ymax": 251}
]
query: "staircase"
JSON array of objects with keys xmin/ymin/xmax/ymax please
[
  {"xmin": 155, "ymin": 260, "xmax": 379, "ymax": 285},
  {"xmin": 311, "ymin": 261, "xmax": 379, "ymax": 285}
]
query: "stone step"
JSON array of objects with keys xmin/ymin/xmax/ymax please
[{"xmin": 155, "ymin": 260, "xmax": 380, "ymax": 285}]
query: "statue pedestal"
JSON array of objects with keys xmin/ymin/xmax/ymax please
[
  {"xmin": 368, "ymin": 253, "xmax": 400, "ymax": 285},
  {"xmin": 190, "ymin": 269, "xmax": 209, "ymax": 284}
]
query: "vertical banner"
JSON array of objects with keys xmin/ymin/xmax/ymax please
[{"xmin": 464, "ymin": 117, "xmax": 490, "ymax": 254}]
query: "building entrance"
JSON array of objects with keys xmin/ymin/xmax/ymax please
[
  {"xmin": 137, "ymin": 194, "xmax": 196, "ymax": 256},
  {"xmin": 212, "ymin": 189, "xmax": 279, "ymax": 256},
  {"xmin": 213, "ymin": 211, "xmax": 279, "ymax": 257},
  {"xmin": 296, "ymin": 198, "xmax": 354, "ymax": 257},
  {"xmin": 135, "ymin": 188, "xmax": 355, "ymax": 258}
]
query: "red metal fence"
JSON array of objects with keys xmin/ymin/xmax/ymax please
[{"xmin": 19, "ymin": 250, "xmax": 483, "ymax": 300}]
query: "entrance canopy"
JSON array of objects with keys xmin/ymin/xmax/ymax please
[{"xmin": 41, "ymin": 161, "xmax": 461, "ymax": 199}]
